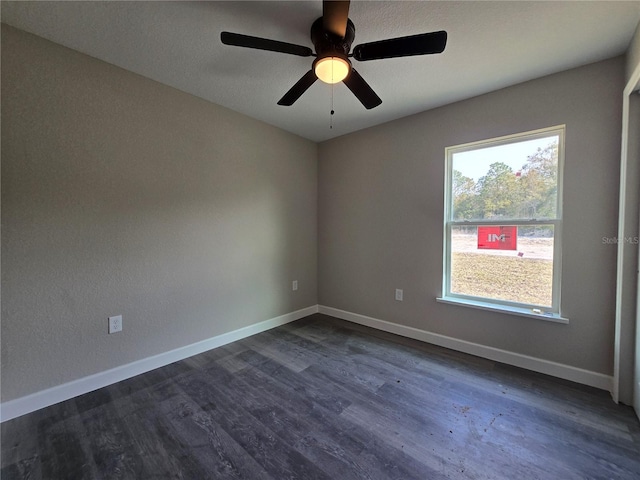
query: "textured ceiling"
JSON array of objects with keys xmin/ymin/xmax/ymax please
[{"xmin": 2, "ymin": 1, "xmax": 640, "ymax": 142}]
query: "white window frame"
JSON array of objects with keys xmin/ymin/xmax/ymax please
[{"xmin": 439, "ymin": 125, "xmax": 567, "ymax": 322}]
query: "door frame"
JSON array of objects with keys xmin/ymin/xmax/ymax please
[{"xmin": 613, "ymin": 60, "xmax": 640, "ymax": 408}]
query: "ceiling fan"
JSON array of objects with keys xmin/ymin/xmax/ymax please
[{"xmin": 220, "ymin": 0, "xmax": 447, "ymax": 109}]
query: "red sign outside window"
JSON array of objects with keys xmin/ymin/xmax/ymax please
[{"xmin": 477, "ymin": 226, "xmax": 517, "ymax": 250}]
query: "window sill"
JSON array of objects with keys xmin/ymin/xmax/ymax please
[{"xmin": 436, "ymin": 296, "xmax": 569, "ymax": 324}]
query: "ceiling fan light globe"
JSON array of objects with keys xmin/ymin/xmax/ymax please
[{"xmin": 314, "ymin": 56, "xmax": 350, "ymax": 84}]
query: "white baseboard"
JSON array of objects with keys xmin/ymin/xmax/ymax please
[
  {"xmin": 318, "ymin": 305, "xmax": 613, "ymax": 392},
  {"xmin": 0, "ymin": 305, "xmax": 319, "ymax": 423},
  {"xmin": 3, "ymin": 304, "xmax": 613, "ymax": 422}
]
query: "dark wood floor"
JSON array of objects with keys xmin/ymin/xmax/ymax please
[{"xmin": 2, "ymin": 313, "xmax": 640, "ymax": 479}]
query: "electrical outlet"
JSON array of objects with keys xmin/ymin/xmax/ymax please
[
  {"xmin": 395, "ymin": 289, "xmax": 403, "ymax": 301},
  {"xmin": 292, "ymin": 280, "xmax": 298, "ymax": 291},
  {"xmin": 108, "ymin": 315, "xmax": 122, "ymax": 334}
]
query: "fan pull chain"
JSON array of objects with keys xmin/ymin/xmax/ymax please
[{"xmin": 330, "ymin": 82, "xmax": 335, "ymax": 129}]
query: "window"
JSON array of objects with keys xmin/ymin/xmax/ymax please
[{"xmin": 440, "ymin": 126, "xmax": 565, "ymax": 320}]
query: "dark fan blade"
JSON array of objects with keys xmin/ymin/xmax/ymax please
[
  {"xmin": 342, "ymin": 68, "xmax": 382, "ymax": 109},
  {"xmin": 221, "ymin": 32, "xmax": 313, "ymax": 57},
  {"xmin": 278, "ymin": 70, "xmax": 318, "ymax": 106},
  {"xmin": 323, "ymin": 0, "xmax": 350, "ymax": 38},
  {"xmin": 353, "ymin": 31, "xmax": 447, "ymax": 61}
]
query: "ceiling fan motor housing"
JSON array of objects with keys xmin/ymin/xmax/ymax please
[{"xmin": 311, "ymin": 17, "xmax": 355, "ymax": 58}]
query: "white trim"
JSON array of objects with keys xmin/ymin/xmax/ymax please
[
  {"xmin": 319, "ymin": 305, "xmax": 612, "ymax": 392},
  {"xmin": 613, "ymin": 90, "xmax": 629, "ymax": 404},
  {"xmin": 449, "ymin": 219, "xmax": 560, "ymax": 227},
  {"xmin": 613, "ymin": 60, "xmax": 640, "ymax": 404},
  {"xmin": 436, "ymin": 296, "xmax": 569, "ymax": 324},
  {"xmin": 0, "ymin": 305, "xmax": 319, "ymax": 423},
  {"xmin": 444, "ymin": 125, "xmax": 567, "ymax": 153}
]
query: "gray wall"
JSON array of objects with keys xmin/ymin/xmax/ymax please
[
  {"xmin": 318, "ymin": 57, "xmax": 624, "ymax": 376},
  {"xmin": 1, "ymin": 26, "xmax": 318, "ymax": 402}
]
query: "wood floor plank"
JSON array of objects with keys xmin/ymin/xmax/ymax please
[
  {"xmin": 225, "ymin": 351, "xmax": 446, "ymax": 480},
  {"xmin": 203, "ymin": 363, "xmax": 373, "ymax": 480},
  {"xmin": 174, "ymin": 374, "xmax": 334, "ymax": 480},
  {"xmin": 151, "ymin": 390, "xmax": 274, "ymax": 480}
]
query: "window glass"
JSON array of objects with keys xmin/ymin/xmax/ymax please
[
  {"xmin": 443, "ymin": 126, "xmax": 564, "ymax": 314},
  {"xmin": 451, "ymin": 136, "xmax": 559, "ymax": 221}
]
